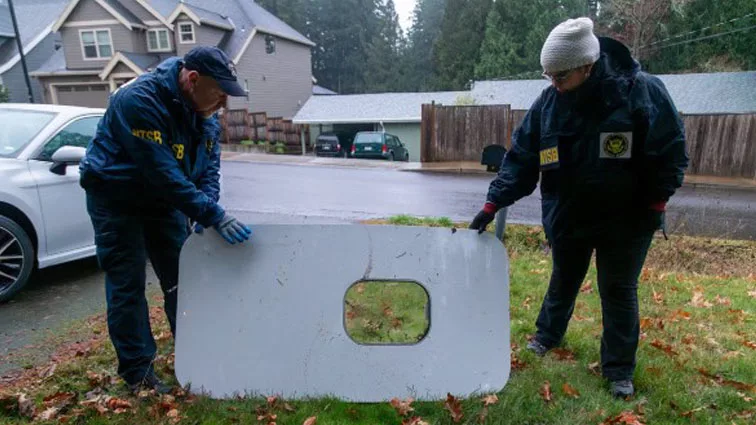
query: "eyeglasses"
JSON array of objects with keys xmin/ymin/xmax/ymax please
[{"xmin": 542, "ymin": 67, "xmax": 577, "ymax": 83}]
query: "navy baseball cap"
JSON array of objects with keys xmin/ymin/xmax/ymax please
[{"xmin": 183, "ymin": 46, "xmax": 247, "ymax": 97}]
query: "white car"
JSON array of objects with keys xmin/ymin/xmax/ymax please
[{"xmin": 0, "ymin": 103, "xmax": 105, "ymax": 302}]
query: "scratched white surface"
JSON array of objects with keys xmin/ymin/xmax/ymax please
[{"xmin": 174, "ymin": 224, "xmax": 510, "ymax": 402}]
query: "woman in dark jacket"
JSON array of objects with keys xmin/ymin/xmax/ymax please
[{"xmin": 469, "ymin": 17, "xmax": 689, "ymax": 398}]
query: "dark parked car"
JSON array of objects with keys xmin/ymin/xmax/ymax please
[
  {"xmin": 314, "ymin": 133, "xmax": 345, "ymax": 157},
  {"xmin": 350, "ymin": 132, "xmax": 410, "ymax": 161}
]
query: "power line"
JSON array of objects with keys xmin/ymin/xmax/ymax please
[
  {"xmin": 642, "ymin": 12, "xmax": 755, "ymax": 48},
  {"xmin": 646, "ymin": 23, "xmax": 756, "ymax": 51}
]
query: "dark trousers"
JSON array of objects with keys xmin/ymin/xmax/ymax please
[
  {"xmin": 535, "ymin": 233, "xmax": 653, "ymax": 381},
  {"xmin": 86, "ymin": 193, "xmax": 188, "ymax": 385}
]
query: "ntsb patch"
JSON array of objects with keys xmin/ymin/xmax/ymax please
[
  {"xmin": 540, "ymin": 146, "xmax": 559, "ymax": 167},
  {"xmin": 600, "ymin": 132, "xmax": 632, "ymax": 159}
]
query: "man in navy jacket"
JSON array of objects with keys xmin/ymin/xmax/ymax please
[
  {"xmin": 469, "ymin": 18, "xmax": 688, "ymax": 398},
  {"xmin": 80, "ymin": 46, "xmax": 251, "ymax": 393}
]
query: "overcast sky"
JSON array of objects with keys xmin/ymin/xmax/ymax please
[{"xmin": 394, "ymin": 0, "xmax": 417, "ymax": 31}]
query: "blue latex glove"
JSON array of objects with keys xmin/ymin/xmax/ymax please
[
  {"xmin": 213, "ymin": 214, "xmax": 252, "ymax": 244},
  {"xmin": 194, "ymin": 223, "xmax": 204, "ymax": 234}
]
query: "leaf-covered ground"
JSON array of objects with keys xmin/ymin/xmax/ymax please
[{"xmin": 1, "ymin": 217, "xmax": 754, "ymax": 425}]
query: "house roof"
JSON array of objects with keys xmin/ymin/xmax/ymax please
[
  {"xmin": 0, "ymin": 4, "xmax": 14, "ymax": 38},
  {"xmin": 293, "ymin": 70, "xmax": 756, "ymax": 125},
  {"xmin": 101, "ymin": 0, "xmax": 144, "ymax": 27},
  {"xmin": 292, "ymin": 91, "xmax": 470, "ymax": 124},
  {"xmin": 237, "ymin": 0, "xmax": 313, "ymax": 47},
  {"xmin": 0, "ymin": 0, "xmax": 68, "ymax": 75},
  {"xmin": 29, "ymin": 46, "xmax": 100, "ymax": 76},
  {"xmin": 168, "ymin": 2, "xmax": 233, "ymax": 30},
  {"xmin": 122, "ymin": 51, "xmax": 161, "ymax": 70},
  {"xmin": 313, "ymin": 85, "xmax": 337, "ymax": 95},
  {"xmin": 472, "ymin": 71, "xmax": 756, "ymax": 114}
]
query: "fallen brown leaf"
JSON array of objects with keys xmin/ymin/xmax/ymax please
[
  {"xmin": 698, "ymin": 369, "xmax": 756, "ymax": 393},
  {"xmin": 690, "ymin": 291, "xmax": 713, "ymax": 308},
  {"xmin": 650, "ymin": 339, "xmax": 679, "ymax": 356},
  {"xmin": 444, "ymin": 393, "xmax": 464, "ymax": 423},
  {"xmin": 737, "ymin": 392, "xmax": 754, "ymax": 402},
  {"xmin": 283, "ymin": 403, "xmax": 296, "ymax": 412},
  {"xmin": 511, "ymin": 352, "xmax": 527, "ymax": 371},
  {"xmin": 522, "ymin": 296, "xmax": 532, "ymax": 310},
  {"xmin": 539, "ymin": 381, "xmax": 553, "ymax": 403},
  {"xmin": 580, "ymin": 282, "xmax": 593, "ymax": 294},
  {"xmin": 645, "ymin": 366, "xmax": 663, "ymax": 376},
  {"xmin": 37, "ymin": 406, "xmax": 61, "ymax": 421},
  {"xmin": 681, "ymin": 406, "xmax": 707, "ymax": 418},
  {"xmin": 390, "ymin": 397, "xmax": 415, "ymax": 416},
  {"xmin": 355, "ymin": 283, "xmax": 365, "ymax": 294},
  {"xmin": 748, "ymin": 289, "xmax": 756, "ymax": 299},
  {"xmin": 600, "ymin": 410, "xmax": 646, "ymax": 425},
  {"xmin": 714, "ymin": 295, "xmax": 731, "ymax": 306},
  {"xmin": 723, "ymin": 351, "xmax": 744, "ymax": 360},
  {"xmin": 669, "ymin": 310, "xmax": 692, "ymax": 321},
  {"xmin": 43, "ymin": 392, "xmax": 77, "ymax": 410},
  {"xmin": 482, "ymin": 394, "xmax": 498, "ymax": 406},
  {"xmin": 562, "ymin": 383, "xmax": 580, "ymax": 398},
  {"xmin": 588, "ymin": 362, "xmax": 601, "ymax": 376},
  {"xmin": 682, "ymin": 335, "xmax": 695, "ymax": 345},
  {"xmin": 402, "ymin": 417, "xmax": 429, "ymax": 425},
  {"xmin": 743, "ymin": 340, "xmax": 756, "ymax": 351},
  {"xmin": 106, "ymin": 397, "xmax": 132, "ymax": 411},
  {"xmin": 653, "ymin": 289, "xmax": 663, "ymax": 304},
  {"xmin": 551, "ymin": 348, "xmax": 575, "ymax": 361}
]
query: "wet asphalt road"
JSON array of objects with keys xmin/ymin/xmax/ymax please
[{"xmin": 1, "ymin": 161, "xmax": 754, "ymax": 377}]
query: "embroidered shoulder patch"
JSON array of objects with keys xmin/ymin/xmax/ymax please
[
  {"xmin": 540, "ymin": 147, "xmax": 559, "ymax": 166},
  {"xmin": 600, "ymin": 132, "xmax": 633, "ymax": 159}
]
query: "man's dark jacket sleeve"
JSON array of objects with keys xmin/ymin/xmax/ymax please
[
  {"xmin": 633, "ymin": 74, "xmax": 689, "ymax": 205},
  {"xmin": 112, "ymin": 89, "xmax": 225, "ymax": 227},
  {"xmin": 486, "ymin": 95, "xmax": 543, "ymax": 209},
  {"xmin": 197, "ymin": 120, "xmax": 222, "ymax": 203}
]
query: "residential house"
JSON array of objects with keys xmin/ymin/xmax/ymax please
[
  {"xmin": 28, "ymin": 0, "xmax": 314, "ymax": 118},
  {"xmin": 293, "ymin": 71, "xmax": 756, "ymax": 163},
  {"xmin": 0, "ymin": 0, "xmax": 68, "ymax": 103}
]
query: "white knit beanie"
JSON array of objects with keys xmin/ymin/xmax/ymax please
[{"xmin": 540, "ymin": 17, "xmax": 600, "ymax": 74}]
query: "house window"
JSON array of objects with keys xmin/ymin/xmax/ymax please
[
  {"xmin": 80, "ymin": 29, "xmax": 113, "ymax": 59},
  {"xmin": 265, "ymin": 34, "xmax": 276, "ymax": 54},
  {"xmin": 148, "ymin": 28, "xmax": 171, "ymax": 52},
  {"xmin": 179, "ymin": 22, "xmax": 195, "ymax": 44}
]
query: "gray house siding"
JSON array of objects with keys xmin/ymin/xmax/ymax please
[
  {"xmin": 229, "ymin": 34, "xmax": 312, "ymax": 118},
  {"xmin": 1, "ymin": 34, "xmax": 57, "ymax": 103},
  {"xmin": 118, "ymin": 0, "xmax": 156, "ymax": 22},
  {"xmin": 67, "ymin": 0, "xmax": 115, "ymax": 22},
  {"xmin": 61, "ymin": 24, "xmax": 138, "ymax": 69},
  {"xmin": 176, "ymin": 24, "xmax": 226, "ymax": 57},
  {"xmin": 130, "ymin": 29, "xmax": 148, "ymax": 54},
  {"xmin": 384, "ymin": 123, "xmax": 421, "ymax": 162}
]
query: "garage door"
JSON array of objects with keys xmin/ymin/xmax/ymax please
[{"xmin": 55, "ymin": 84, "xmax": 109, "ymax": 108}]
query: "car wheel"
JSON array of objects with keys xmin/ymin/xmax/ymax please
[
  {"xmin": 389, "ymin": 153, "xmax": 395, "ymax": 161},
  {"xmin": 0, "ymin": 215, "xmax": 35, "ymax": 303},
  {"xmin": 405, "ymin": 153, "xmax": 410, "ymax": 162}
]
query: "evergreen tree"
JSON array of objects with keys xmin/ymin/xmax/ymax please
[
  {"xmin": 432, "ymin": 0, "xmax": 493, "ymax": 90},
  {"xmin": 404, "ymin": 0, "xmax": 447, "ymax": 91},
  {"xmin": 0, "ymin": 84, "xmax": 8, "ymax": 103},
  {"xmin": 363, "ymin": 0, "xmax": 403, "ymax": 92},
  {"xmin": 474, "ymin": 0, "xmax": 585, "ymax": 80}
]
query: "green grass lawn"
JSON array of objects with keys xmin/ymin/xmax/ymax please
[{"xmin": 1, "ymin": 217, "xmax": 754, "ymax": 425}]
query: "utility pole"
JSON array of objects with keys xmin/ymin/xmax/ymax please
[{"xmin": 7, "ymin": 0, "xmax": 35, "ymax": 103}]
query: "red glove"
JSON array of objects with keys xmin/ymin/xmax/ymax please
[{"xmin": 649, "ymin": 201, "xmax": 666, "ymax": 212}]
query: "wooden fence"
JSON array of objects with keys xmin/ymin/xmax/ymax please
[
  {"xmin": 421, "ymin": 103, "xmax": 511, "ymax": 162},
  {"xmin": 219, "ymin": 109, "xmax": 311, "ymax": 154},
  {"xmin": 423, "ymin": 103, "xmax": 755, "ymax": 180},
  {"xmin": 682, "ymin": 113, "xmax": 756, "ymax": 179}
]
